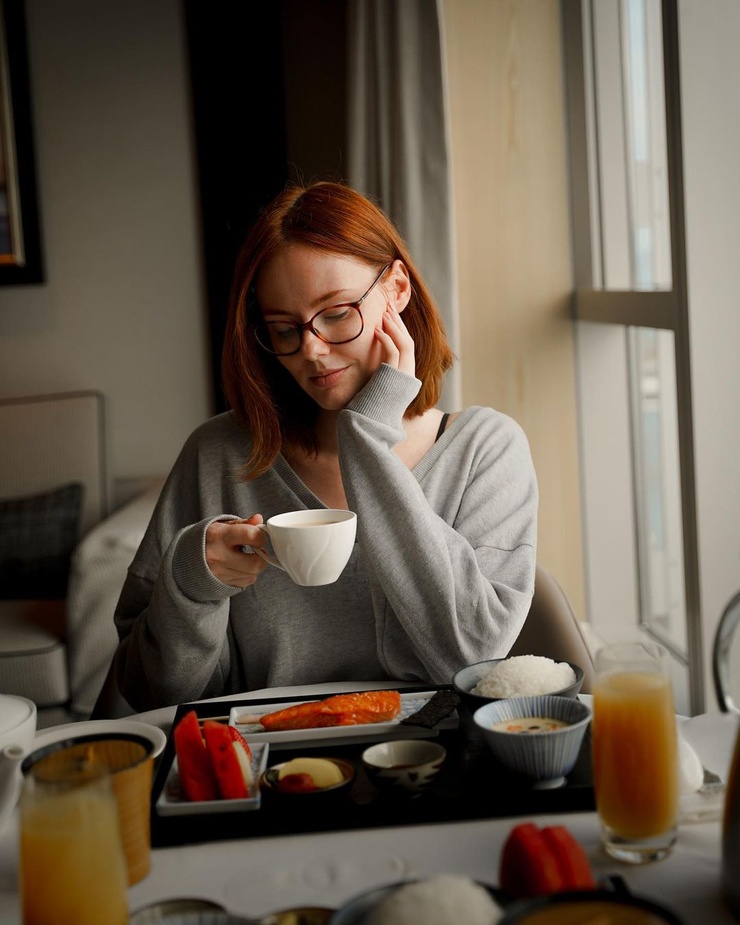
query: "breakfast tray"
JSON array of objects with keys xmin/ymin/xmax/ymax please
[{"xmin": 150, "ymin": 685, "xmax": 595, "ymax": 848}]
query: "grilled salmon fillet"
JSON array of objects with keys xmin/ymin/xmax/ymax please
[{"xmin": 258, "ymin": 690, "xmax": 402, "ymax": 731}]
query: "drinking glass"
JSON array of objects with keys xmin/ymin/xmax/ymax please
[
  {"xmin": 592, "ymin": 640, "xmax": 679, "ymax": 863},
  {"xmin": 19, "ymin": 755, "xmax": 128, "ymax": 925}
]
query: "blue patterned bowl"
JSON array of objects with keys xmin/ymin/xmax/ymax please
[{"xmin": 473, "ymin": 695, "xmax": 591, "ymax": 789}]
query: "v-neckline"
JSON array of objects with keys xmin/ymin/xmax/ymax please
[{"xmin": 272, "ymin": 407, "xmax": 474, "ymax": 504}]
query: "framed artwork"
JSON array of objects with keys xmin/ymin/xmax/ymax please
[{"xmin": 0, "ymin": 0, "xmax": 43, "ymax": 285}]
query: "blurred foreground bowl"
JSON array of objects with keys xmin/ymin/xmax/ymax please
[
  {"xmin": 473, "ymin": 695, "xmax": 591, "ymax": 789},
  {"xmin": 452, "ymin": 657, "xmax": 584, "ymax": 713},
  {"xmin": 331, "ymin": 878, "xmax": 502, "ymax": 925},
  {"xmin": 498, "ymin": 888, "xmax": 682, "ymax": 924},
  {"xmin": 129, "ymin": 899, "xmax": 227, "ymax": 923}
]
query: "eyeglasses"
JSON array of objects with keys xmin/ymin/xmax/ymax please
[{"xmin": 254, "ymin": 264, "xmax": 391, "ymax": 357}]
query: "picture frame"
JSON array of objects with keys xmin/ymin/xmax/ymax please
[{"xmin": 0, "ymin": 0, "xmax": 43, "ymax": 285}]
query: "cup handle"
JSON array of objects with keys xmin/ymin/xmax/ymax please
[{"xmin": 251, "ymin": 524, "xmax": 284, "ymax": 571}]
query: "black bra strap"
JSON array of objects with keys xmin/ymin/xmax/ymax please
[{"xmin": 435, "ymin": 412, "xmax": 450, "ymax": 442}]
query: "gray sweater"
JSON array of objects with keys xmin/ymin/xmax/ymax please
[{"xmin": 114, "ymin": 364, "xmax": 538, "ymax": 710}]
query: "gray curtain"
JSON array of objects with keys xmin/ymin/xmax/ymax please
[{"xmin": 347, "ymin": 0, "xmax": 462, "ymax": 409}]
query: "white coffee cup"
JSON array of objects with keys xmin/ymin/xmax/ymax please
[{"xmin": 252, "ymin": 509, "xmax": 357, "ymax": 586}]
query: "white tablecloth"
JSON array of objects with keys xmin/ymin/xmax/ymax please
[{"xmin": 1, "ymin": 684, "xmax": 737, "ymax": 924}]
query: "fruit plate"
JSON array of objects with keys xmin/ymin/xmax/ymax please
[
  {"xmin": 156, "ymin": 742, "xmax": 270, "ymax": 816},
  {"xmin": 228, "ymin": 691, "xmax": 459, "ymax": 749}
]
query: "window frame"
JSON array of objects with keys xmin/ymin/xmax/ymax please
[{"xmin": 562, "ymin": 0, "xmax": 704, "ymax": 712}]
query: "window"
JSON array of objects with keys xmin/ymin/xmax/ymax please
[{"xmin": 563, "ymin": 0, "xmax": 702, "ymax": 713}]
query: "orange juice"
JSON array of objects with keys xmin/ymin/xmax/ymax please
[
  {"xmin": 592, "ymin": 671, "xmax": 679, "ymax": 838},
  {"xmin": 20, "ymin": 781, "xmax": 128, "ymax": 925}
]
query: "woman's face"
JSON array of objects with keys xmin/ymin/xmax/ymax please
[{"xmin": 255, "ymin": 245, "xmax": 410, "ymax": 412}]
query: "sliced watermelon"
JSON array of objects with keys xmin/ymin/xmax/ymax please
[
  {"xmin": 173, "ymin": 709, "xmax": 217, "ymax": 801},
  {"xmin": 203, "ymin": 721, "xmax": 254, "ymax": 799}
]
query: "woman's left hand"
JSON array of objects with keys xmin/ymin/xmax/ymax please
[{"xmin": 374, "ymin": 305, "xmax": 416, "ymax": 378}]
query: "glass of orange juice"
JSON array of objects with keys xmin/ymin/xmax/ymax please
[
  {"xmin": 592, "ymin": 640, "xmax": 679, "ymax": 864},
  {"xmin": 19, "ymin": 753, "xmax": 128, "ymax": 925}
]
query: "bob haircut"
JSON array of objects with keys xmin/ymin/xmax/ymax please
[{"xmin": 222, "ymin": 180, "xmax": 455, "ymax": 478}]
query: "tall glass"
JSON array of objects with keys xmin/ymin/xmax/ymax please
[
  {"xmin": 592, "ymin": 641, "xmax": 679, "ymax": 863},
  {"xmin": 19, "ymin": 757, "xmax": 128, "ymax": 925}
]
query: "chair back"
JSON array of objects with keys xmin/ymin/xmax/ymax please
[
  {"xmin": 509, "ymin": 564, "xmax": 595, "ymax": 694},
  {"xmin": 714, "ymin": 589, "xmax": 740, "ymax": 713}
]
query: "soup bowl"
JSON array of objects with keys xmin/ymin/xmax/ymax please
[{"xmin": 473, "ymin": 695, "xmax": 591, "ymax": 789}]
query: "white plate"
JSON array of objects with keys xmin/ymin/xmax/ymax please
[
  {"xmin": 156, "ymin": 742, "xmax": 269, "ymax": 816},
  {"xmin": 229, "ymin": 691, "xmax": 459, "ymax": 749},
  {"xmin": 32, "ymin": 719, "xmax": 168, "ymax": 759}
]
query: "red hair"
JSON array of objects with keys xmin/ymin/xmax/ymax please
[{"xmin": 222, "ymin": 181, "xmax": 455, "ymax": 477}]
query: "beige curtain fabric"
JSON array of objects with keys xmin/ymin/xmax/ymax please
[{"xmin": 347, "ymin": 0, "xmax": 462, "ymax": 409}]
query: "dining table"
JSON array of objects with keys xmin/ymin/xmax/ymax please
[{"xmin": 0, "ymin": 680, "xmax": 737, "ymax": 924}]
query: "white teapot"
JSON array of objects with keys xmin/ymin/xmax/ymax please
[{"xmin": 0, "ymin": 694, "xmax": 37, "ymax": 832}]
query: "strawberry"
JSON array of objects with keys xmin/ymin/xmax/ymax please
[
  {"xmin": 202, "ymin": 721, "xmax": 254, "ymax": 799},
  {"xmin": 499, "ymin": 822, "xmax": 596, "ymax": 899},
  {"xmin": 277, "ymin": 773, "xmax": 317, "ymax": 794},
  {"xmin": 173, "ymin": 709, "xmax": 217, "ymax": 802}
]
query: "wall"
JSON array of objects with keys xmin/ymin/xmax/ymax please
[
  {"xmin": 442, "ymin": 0, "xmax": 585, "ymax": 616},
  {"xmin": 0, "ymin": 0, "xmax": 211, "ymax": 502},
  {"xmin": 2, "ymin": 0, "xmax": 587, "ymax": 625},
  {"xmin": 678, "ymin": 0, "xmax": 740, "ymax": 708}
]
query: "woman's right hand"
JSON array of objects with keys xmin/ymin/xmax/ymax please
[{"xmin": 205, "ymin": 514, "xmax": 269, "ymax": 589}]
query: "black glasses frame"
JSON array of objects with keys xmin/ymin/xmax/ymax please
[{"xmin": 254, "ymin": 264, "xmax": 391, "ymax": 356}]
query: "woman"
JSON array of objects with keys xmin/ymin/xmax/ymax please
[{"xmin": 113, "ymin": 181, "xmax": 538, "ymax": 711}]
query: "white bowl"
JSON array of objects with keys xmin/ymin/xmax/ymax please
[
  {"xmin": 361, "ymin": 739, "xmax": 446, "ymax": 797},
  {"xmin": 473, "ymin": 695, "xmax": 591, "ymax": 789},
  {"xmin": 453, "ymin": 658, "xmax": 584, "ymax": 712},
  {"xmin": 0, "ymin": 694, "xmax": 37, "ymax": 753},
  {"xmin": 32, "ymin": 719, "xmax": 167, "ymax": 759}
]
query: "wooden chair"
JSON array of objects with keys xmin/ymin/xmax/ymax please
[{"xmin": 509, "ymin": 564, "xmax": 595, "ymax": 693}]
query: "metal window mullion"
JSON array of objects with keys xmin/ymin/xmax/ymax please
[
  {"xmin": 661, "ymin": 0, "xmax": 704, "ymax": 715},
  {"xmin": 574, "ymin": 288, "xmax": 678, "ymax": 329}
]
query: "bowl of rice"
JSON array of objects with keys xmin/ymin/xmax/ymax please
[
  {"xmin": 451, "ymin": 655, "xmax": 584, "ymax": 713},
  {"xmin": 330, "ymin": 874, "xmax": 504, "ymax": 925},
  {"xmin": 473, "ymin": 695, "xmax": 592, "ymax": 789}
]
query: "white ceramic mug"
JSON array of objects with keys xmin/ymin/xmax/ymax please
[
  {"xmin": 252, "ymin": 509, "xmax": 357, "ymax": 586},
  {"xmin": 0, "ymin": 694, "xmax": 37, "ymax": 834}
]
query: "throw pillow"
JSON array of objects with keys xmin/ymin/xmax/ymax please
[{"xmin": 0, "ymin": 482, "xmax": 85, "ymax": 599}]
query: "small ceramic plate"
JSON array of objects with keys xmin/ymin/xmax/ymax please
[
  {"xmin": 32, "ymin": 719, "xmax": 168, "ymax": 759},
  {"xmin": 260, "ymin": 757, "xmax": 355, "ymax": 801},
  {"xmin": 156, "ymin": 742, "xmax": 269, "ymax": 815}
]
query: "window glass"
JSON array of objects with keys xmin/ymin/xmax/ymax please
[{"xmin": 629, "ymin": 327, "xmax": 686, "ymax": 657}]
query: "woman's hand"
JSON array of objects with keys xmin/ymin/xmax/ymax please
[
  {"xmin": 205, "ymin": 514, "xmax": 269, "ymax": 589},
  {"xmin": 374, "ymin": 305, "xmax": 416, "ymax": 378}
]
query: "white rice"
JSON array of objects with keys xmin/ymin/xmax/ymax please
[
  {"xmin": 365, "ymin": 875, "xmax": 502, "ymax": 925},
  {"xmin": 471, "ymin": 655, "xmax": 576, "ymax": 698}
]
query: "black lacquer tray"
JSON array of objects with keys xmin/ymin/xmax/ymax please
[{"xmin": 150, "ymin": 685, "xmax": 595, "ymax": 848}]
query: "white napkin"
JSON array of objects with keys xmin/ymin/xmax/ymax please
[
  {"xmin": 679, "ymin": 732, "xmax": 704, "ymax": 794},
  {"xmin": 678, "ymin": 722, "xmax": 727, "ymax": 824}
]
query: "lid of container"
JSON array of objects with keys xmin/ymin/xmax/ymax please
[{"xmin": 0, "ymin": 694, "xmax": 35, "ymax": 735}]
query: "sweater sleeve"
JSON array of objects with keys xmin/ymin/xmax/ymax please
[
  {"xmin": 113, "ymin": 514, "xmax": 244, "ymax": 711},
  {"xmin": 112, "ymin": 418, "xmax": 252, "ymax": 711},
  {"xmin": 337, "ymin": 364, "xmax": 538, "ymax": 684}
]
